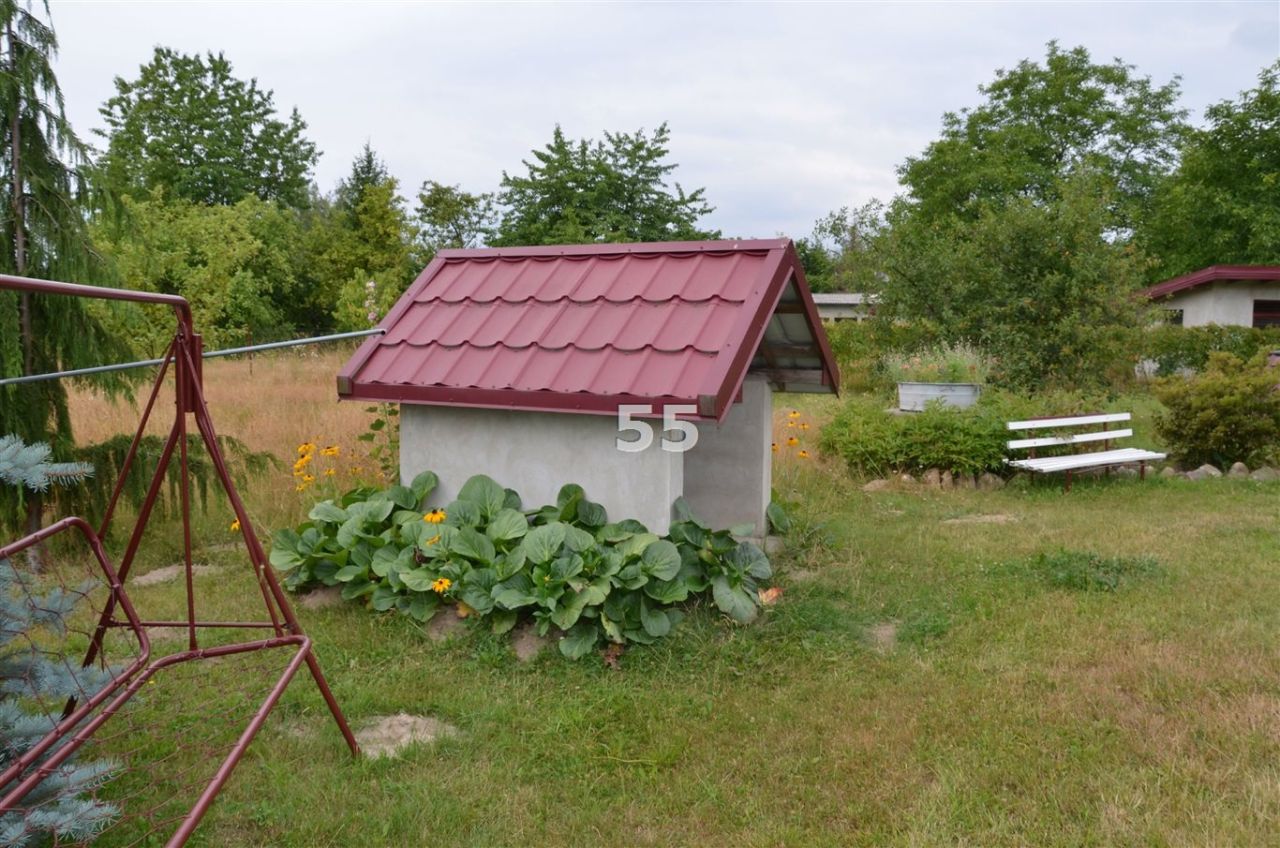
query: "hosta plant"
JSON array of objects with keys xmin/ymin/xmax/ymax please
[{"xmin": 270, "ymin": 472, "xmax": 773, "ymax": 659}]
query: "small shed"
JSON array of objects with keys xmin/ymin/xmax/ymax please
[
  {"xmin": 1144, "ymin": 265, "xmax": 1280, "ymax": 327},
  {"xmin": 337, "ymin": 239, "xmax": 838, "ymax": 534},
  {"xmin": 812, "ymin": 292, "xmax": 877, "ymax": 322}
]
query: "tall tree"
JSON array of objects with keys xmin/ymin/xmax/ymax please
[
  {"xmin": 491, "ymin": 123, "xmax": 717, "ymax": 246},
  {"xmin": 335, "ymin": 141, "xmax": 389, "ymax": 213},
  {"xmin": 899, "ymin": 42, "xmax": 1187, "ymax": 232},
  {"xmin": 0, "ymin": 0, "xmax": 129, "ymax": 537},
  {"xmin": 415, "ymin": 179, "xmax": 495, "ymax": 259},
  {"xmin": 1141, "ymin": 61, "xmax": 1280, "ymax": 277},
  {"xmin": 97, "ymin": 47, "xmax": 318, "ymax": 207}
]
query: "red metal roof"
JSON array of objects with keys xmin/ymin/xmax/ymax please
[
  {"xmin": 338, "ymin": 239, "xmax": 837, "ymax": 422},
  {"xmin": 1144, "ymin": 265, "xmax": 1280, "ymax": 299}
]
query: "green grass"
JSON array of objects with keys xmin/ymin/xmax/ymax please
[{"xmin": 41, "ymin": 391, "xmax": 1280, "ymax": 846}]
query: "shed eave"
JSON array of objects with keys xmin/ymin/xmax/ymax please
[{"xmin": 338, "ymin": 382, "xmax": 722, "ymax": 420}]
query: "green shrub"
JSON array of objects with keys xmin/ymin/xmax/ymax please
[
  {"xmin": 1153, "ymin": 352, "xmax": 1280, "ymax": 468},
  {"xmin": 823, "ymin": 320, "xmax": 936, "ymax": 393},
  {"xmin": 1140, "ymin": 324, "xmax": 1280, "ymax": 376},
  {"xmin": 270, "ymin": 472, "xmax": 773, "ymax": 659},
  {"xmin": 819, "ymin": 395, "xmax": 1010, "ymax": 476}
]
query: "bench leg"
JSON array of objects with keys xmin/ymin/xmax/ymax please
[
  {"xmin": 1065, "ymin": 470, "xmax": 1073, "ymax": 493},
  {"xmin": 1140, "ymin": 462, "xmax": 1146, "ymax": 481}
]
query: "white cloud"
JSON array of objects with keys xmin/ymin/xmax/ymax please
[{"xmin": 50, "ymin": 0, "xmax": 1278, "ymax": 240}]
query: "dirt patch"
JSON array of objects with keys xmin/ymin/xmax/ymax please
[
  {"xmin": 867, "ymin": 621, "xmax": 898, "ymax": 653},
  {"xmin": 355, "ymin": 713, "xmax": 459, "ymax": 758},
  {"xmin": 512, "ymin": 622, "xmax": 550, "ymax": 662},
  {"xmin": 297, "ymin": 586, "xmax": 345, "ymax": 610},
  {"xmin": 132, "ymin": 563, "xmax": 225, "ymax": 586},
  {"xmin": 146, "ymin": 626, "xmax": 192, "ymax": 643},
  {"xmin": 941, "ymin": 513, "xmax": 1019, "ymax": 525}
]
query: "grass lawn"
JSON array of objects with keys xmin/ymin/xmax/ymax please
[{"xmin": 52, "ymin": 351, "xmax": 1280, "ymax": 846}]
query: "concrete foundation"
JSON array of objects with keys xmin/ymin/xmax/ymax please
[
  {"xmin": 399, "ymin": 375, "xmax": 774, "ymax": 536},
  {"xmin": 683, "ymin": 375, "xmax": 772, "ymax": 536},
  {"xmin": 400, "ymin": 404, "xmax": 683, "ymax": 534}
]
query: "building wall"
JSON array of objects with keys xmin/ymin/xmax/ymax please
[
  {"xmin": 683, "ymin": 375, "xmax": 772, "ymax": 537},
  {"xmin": 1167, "ymin": 282, "xmax": 1280, "ymax": 327},
  {"xmin": 400, "ymin": 404, "xmax": 683, "ymax": 534}
]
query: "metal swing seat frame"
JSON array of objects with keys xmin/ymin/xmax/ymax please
[{"xmin": 0, "ymin": 275, "xmax": 359, "ymax": 846}]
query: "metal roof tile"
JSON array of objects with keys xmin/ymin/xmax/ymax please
[{"xmin": 339, "ymin": 239, "xmax": 838, "ymax": 420}]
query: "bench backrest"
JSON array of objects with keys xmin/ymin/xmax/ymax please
[{"xmin": 1006, "ymin": 412, "xmax": 1133, "ymax": 453}]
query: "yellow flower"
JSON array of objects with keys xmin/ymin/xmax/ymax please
[
  {"xmin": 297, "ymin": 442, "xmax": 317, "ymax": 456},
  {"xmin": 293, "ymin": 453, "xmax": 313, "ymax": 472},
  {"xmin": 800, "ymin": 422, "xmax": 810, "ymax": 430},
  {"xmin": 324, "ymin": 468, "xmax": 336, "ymax": 477},
  {"xmin": 788, "ymin": 410, "xmax": 801, "ymax": 419},
  {"xmin": 350, "ymin": 466, "xmax": 363, "ymax": 475},
  {"xmin": 771, "ymin": 442, "xmax": 778, "ymax": 453},
  {"xmin": 295, "ymin": 483, "xmax": 308, "ymax": 492},
  {"xmin": 797, "ymin": 450, "xmax": 810, "ymax": 459},
  {"xmin": 786, "ymin": 421, "xmax": 796, "ymax": 428},
  {"xmin": 425, "ymin": 534, "xmax": 441, "ymax": 546},
  {"xmin": 302, "ymin": 473, "xmax": 316, "ymax": 484},
  {"xmin": 422, "ymin": 508, "xmax": 446, "ymax": 524},
  {"xmin": 320, "ymin": 445, "xmax": 341, "ymax": 457},
  {"xmin": 431, "ymin": 577, "xmax": 452, "ymax": 593},
  {"xmin": 230, "ymin": 518, "xmax": 241, "ymax": 532},
  {"xmin": 786, "ymin": 436, "xmax": 799, "ymax": 447}
]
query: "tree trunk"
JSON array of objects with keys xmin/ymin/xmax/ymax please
[{"xmin": 10, "ymin": 23, "xmax": 42, "ymax": 565}]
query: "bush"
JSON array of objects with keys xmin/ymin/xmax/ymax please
[
  {"xmin": 271, "ymin": 472, "xmax": 774, "ymax": 659},
  {"xmin": 882, "ymin": 342, "xmax": 992, "ymax": 384},
  {"xmin": 823, "ymin": 320, "xmax": 936, "ymax": 393},
  {"xmin": 819, "ymin": 395, "xmax": 1011, "ymax": 477},
  {"xmin": 1140, "ymin": 324, "xmax": 1280, "ymax": 376},
  {"xmin": 1153, "ymin": 352, "xmax": 1280, "ymax": 468}
]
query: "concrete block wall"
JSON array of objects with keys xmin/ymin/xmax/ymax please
[{"xmin": 683, "ymin": 375, "xmax": 772, "ymax": 536}]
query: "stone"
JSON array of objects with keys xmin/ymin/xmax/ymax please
[
  {"xmin": 355, "ymin": 713, "xmax": 459, "ymax": 759},
  {"xmin": 940, "ymin": 471, "xmax": 953, "ymax": 488},
  {"xmin": 297, "ymin": 586, "xmax": 345, "ymax": 610},
  {"xmin": 956, "ymin": 474, "xmax": 976, "ymax": 490},
  {"xmin": 861, "ymin": 479, "xmax": 890, "ymax": 493},
  {"xmin": 1115, "ymin": 466, "xmax": 1139, "ymax": 478},
  {"xmin": 512, "ymin": 622, "xmax": 551, "ymax": 662},
  {"xmin": 922, "ymin": 468, "xmax": 942, "ymax": 488},
  {"xmin": 1250, "ymin": 466, "xmax": 1280, "ymax": 482},
  {"xmin": 425, "ymin": 610, "xmax": 468, "ymax": 642},
  {"xmin": 898, "ymin": 473, "xmax": 916, "ymax": 485},
  {"xmin": 1228, "ymin": 461, "xmax": 1250, "ymax": 477},
  {"xmin": 977, "ymin": 472, "xmax": 1004, "ymax": 490},
  {"xmin": 1159, "ymin": 466, "xmax": 1180, "ymax": 478},
  {"xmin": 1186, "ymin": 463, "xmax": 1223, "ymax": 481}
]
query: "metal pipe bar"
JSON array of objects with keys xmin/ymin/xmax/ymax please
[{"xmin": 0, "ymin": 328, "xmax": 385, "ymax": 387}]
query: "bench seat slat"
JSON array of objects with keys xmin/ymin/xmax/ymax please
[
  {"xmin": 1008, "ymin": 447, "xmax": 1166, "ymax": 473},
  {"xmin": 1007, "ymin": 412, "xmax": 1130, "ymax": 431},
  {"xmin": 1007, "ymin": 428, "xmax": 1133, "ymax": 450}
]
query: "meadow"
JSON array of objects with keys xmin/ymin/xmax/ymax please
[{"xmin": 57, "ymin": 347, "xmax": 1280, "ymax": 847}]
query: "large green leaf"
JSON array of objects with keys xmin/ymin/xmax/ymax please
[
  {"xmin": 490, "ymin": 609, "xmax": 518, "ymax": 635},
  {"xmin": 641, "ymin": 540, "xmax": 681, "ymax": 581},
  {"xmin": 307, "ymin": 501, "xmax": 348, "ymax": 524},
  {"xmin": 444, "ymin": 499, "xmax": 482, "ymax": 527},
  {"xmin": 493, "ymin": 574, "xmax": 537, "ymax": 609},
  {"xmin": 766, "ymin": 501, "xmax": 792, "ymax": 534},
  {"xmin": 409, "ymin": 470, "xmax": 439, "ymax": 506},
  {"xmin": 451, "ymin": 527, "xmax": 497, "ymax": 564},
  {"xmin": 383, "ymin": 485, "xmax": 418, "ymax": 510},
  {"xmin": 522, "ymin": 523, "xmax": 566, "ymax": 564},
  {"xmin": 458, "ymin": 474, "xmax": 508, "ymax": 519},
  {"xmin": 643, "ymin": 577, "xmax": 689, "ymax": 604},
  {"xmin": 728, "ymin": 542, "xmax": 772, "ymax": 580},
  {"xmin": 371, "ymin": 583, "xmax": 399, "ymax": 611},
  {"xmin": 459, "ymin": 568, "xmax": 498, "ymax": 614},
  {"xmin": 640, "ymin": 597, "xmax": 671, "ymax": 637},
  {"xmin": 619, "ymin": 532, "xmax": 659, "ymax": 560},
  {"xmin": 711, "ymin": 575, "xmax": 758, "ymax": 624},
  {"xmin": 269, "ymin": 529, "xmax": 303, "ymax": 570},
  {"xmin": 558, "ymin": 621, "xmax": 599, "ymax": 660},
  {"xmin": 576, "ymin": 500, "xmax": 608, "ymax": 528},
  {"xmin": 495, "ymin": 547, "xmax": 526, "ymax": 580},
  {"xmin": 401, "ymin": 568, "xmax": 437, "ymax": 593},
  {"xmin": 486, "ymin": 508, "xmax": 529, "ymax": 543},
  {"xmin": 563, "ymin": 524, "xmax": 596, "ymax": 553},
  {"xmin": 671, "ymin": 496, "xmax": 708, "ymax": 528}
]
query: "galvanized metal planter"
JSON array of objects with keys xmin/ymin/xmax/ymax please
[{"xmin": 896, "ymin": 381, "xmax": 981, "ymax": 412}]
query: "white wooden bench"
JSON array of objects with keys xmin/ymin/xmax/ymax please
[{"xmin": 1006, "ymin": 412, "xmax": 1166, "ymax": 491}]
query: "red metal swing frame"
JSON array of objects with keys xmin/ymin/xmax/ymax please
[{"xmin": 0, "ymin": 275, "xmax": 359, "ymax": 846}]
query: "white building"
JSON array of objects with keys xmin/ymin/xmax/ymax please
[
  {"xmin": 1145, "ymin": 265, "xmax": 1280, "ymax": 327},
  {"xmin": 337, "ymin": 239, "xmax": 838, "ymax": 535}
]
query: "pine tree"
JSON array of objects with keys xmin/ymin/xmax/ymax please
[
  {"xmin": 0, "ymin": 0, "xmax": 130, "ymax": 538},
  {"xmin": 0, "ymin": 559, "xmax": 120, "ymax": 846}
]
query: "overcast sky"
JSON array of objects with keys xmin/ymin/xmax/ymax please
[{"xmin": 49, "ymin": 0, "xmax": 1280, "ymax": 240}]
